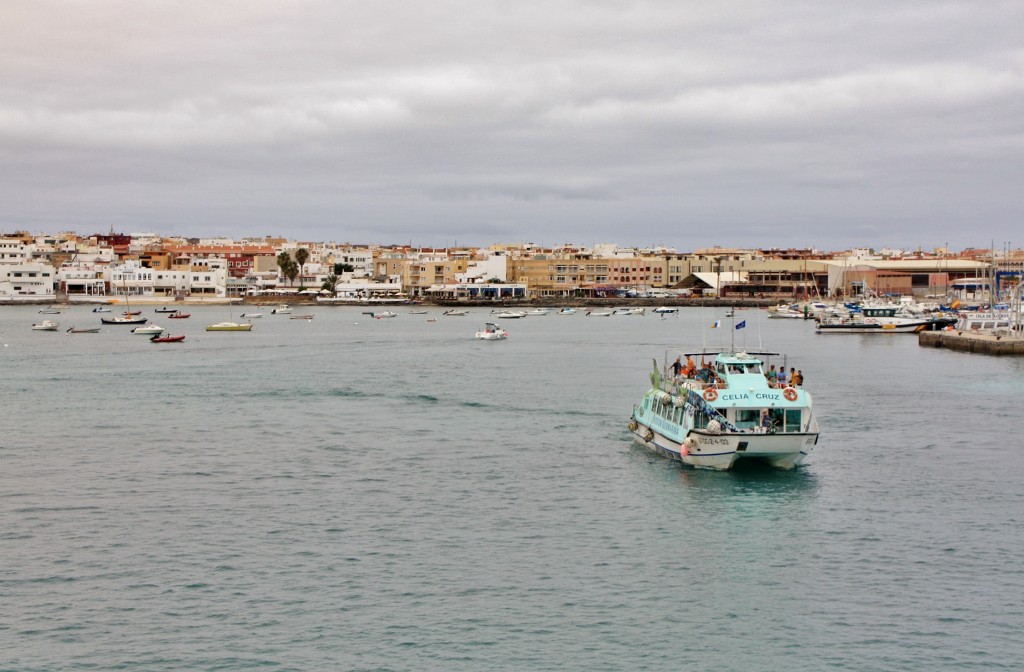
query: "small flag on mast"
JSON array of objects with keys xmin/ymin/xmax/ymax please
[
  {"xmin": 736, "ymin": 320, "xmax": 747, "ymax": 329},
  {"xmin": 710, "ymin": 320, "xmax": 720, "ymax": 328}
]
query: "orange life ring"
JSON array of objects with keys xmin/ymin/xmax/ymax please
[
  {"xmin": 703, "ymin": 388, "xmax": 718, "ymax": 402},
  {"xmin": 783, "ymin": 387, "xmax": 798, "ymax": 401}
]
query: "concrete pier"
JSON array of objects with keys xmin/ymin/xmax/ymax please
[{"xmin": 919, "ymin": 329, "xmax": 1024, "ymax": 355}]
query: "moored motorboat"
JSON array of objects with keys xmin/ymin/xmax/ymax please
[
  {"xmin": 154, "ymin": 307, "xmax": 179, "ymax": 313},
  {"xmin": 629, "ymin": 350, "xmax": 820, "ymax": 470},
  {"xmin": 92, "ymin": 307, "xmax": 112, "ymax": 313},
  {"xmin": 239, "ymin": 312, "xmax": 262, "ymax": 318},
  {"xmin": 271, "ymin": 305, "xmax": 292, "ymax": 314},
  {"xmin": 652, "ymin": 306, "xmax": 678, "ymax": 315},
  {"xmin": 290, "ymin": 314, "xmax": 315, "ymax": 320},
  {"xmin": 525, "ymin": 308, "xmax": 550, "ymax": 316},
  {"xmin": 362, "ymin": 310, "xmax": 396, "ymax": 319},
  {"xmin": 38, "ymin": 306, "xmax": 61, "ymax": 314},
  {"xmin": 66, "ymin": 326, "xmax": 101, "ymax": 334},
  {"xmin": 32, "ymin": 319, "xmax": 60, "ymax": 331},
  {"xmin": 132, "ymin": 324, "xmax": 165, "ymax": 335},
  {"xmin": 494, "ymin": 310, "xmax": 526, "ymax": 319},
  {"xmin": 442, "ymin": 309, "xmax": 470, "ymax": 316},
  {"xmin": 585, "ymin": 309, "xmax": 613, "ymax": 316},
  {"xmin": 475, "ymin": 322, "xmax": 509, "ymax": 340},
  {"xmin": 150, "ymin": 334, "xmax": 185, "ymax": 343},
  {"xmin": 206, "ymin": 322, "xmax": 254, "ymax": 331},
  {"xmin": 558, "ymin": 307, "xmax": 577, "ymax": 315},
  {"xmin": 168, "ymin": 312, "xmax": 191, "ymax": 319}
]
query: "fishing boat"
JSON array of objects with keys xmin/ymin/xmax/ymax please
[
  {"xmin": 815, "ymin": 306, "xmax": 956, "ymax": 334},
  {"xmin": 475, "ymin": 322, "xmax": 509, "ymax": 340},
  {"xmin": 32, "ymin": 320, "xmax": 60, "ymax": 331},
  {"xmin": 206, "ymin": 322, "xmax": 254, "ymax": 332},
  {"xmin": 629, "ymin": 350, "xmax": 820, "ymax": 470},
  {"xmin": 150, "ymin": 334, "xmax": 185, "ymax": 343},
  {"xmin": 132, "ymin": 324, "xmax": 165, "ymax": 335}
]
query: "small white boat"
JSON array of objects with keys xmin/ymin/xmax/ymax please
[
  {"xmin": 525, "ymin": 308, "xmax": 550, "ymax": 316},
  {"xmin": 132, "ymin": 324, "xmax": 165, "ymax": 335},
  {"xmin": 38, "ymin": 306, "xmax": 61, "ymax": 314},
  {"xmin": 615, "ymin": 307, "xmax": 646, "ymax": 316},
  {"xmin": 558, "ymin": 307, "xmax": 577, "ymax": 315},
  {"xmin": 67, "ymin": 326, "xmax": 101, "ymax": 334},
  {"xmin": 475, "ymin": 322, "xmax": 509, "ymax": 340},
  {"xmin": 409, "ymin": 310, "xmax": 429, "ymax": 315},
  {"xmin": 652, "ymin": 306, "xmax": 678, "ymax": 315},
  {"xmin": 239, "ymin": 312, "xmax": 263, "ymax": 318},
  {"xmin": 585, "ymin": 309, "xmax": 614, "ymax": 317},
  {"xmin": 363, "ymin": 310, "xmax": 398, "ymax": 319},
  {"xmin": 442, "ymin": 309, "xmax": 470, "ymax": 316},
  {"xmin": 206, "ymin": 322, "xmax": 254, "ymax": 332},
  {"xmin": 271, "ymin": 305, "xmax": 292, "ymax": 314},
  {"xmin": 92, "ymin": 306, "xmax": 112, "ymax": 313},
  {"xmin": 32, "ymin": 320, "xmax": 60, "ymax": 331},
  {"xmin": 494, "ymin": 310, "xmax": 526, "ymax": 319}
]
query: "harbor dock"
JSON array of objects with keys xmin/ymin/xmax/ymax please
[{"xmin": 919, "ymin": 329, "xmax": 1024, "ymax": 355}]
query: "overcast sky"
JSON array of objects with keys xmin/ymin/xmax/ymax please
[{"xmin": 2, "ymin": 1, "xmax": 1021, "ymax": 250}]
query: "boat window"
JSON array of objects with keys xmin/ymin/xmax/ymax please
[
  {"xmin": 735, "ymin": 409, "xmax": 759, "ymax": 429},
  {"xmin": 694, "ymin": 412, "xmax": 709, "ymax": 430},
  {"xmin": 673, "ymin": 406, "xmax": 683, "ymax": 424},
  {"xmin": 785, "ymin": 409, "xmax": 801, "ymax": 432}
]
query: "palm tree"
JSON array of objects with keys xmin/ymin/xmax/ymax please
[
  {"xmin": 294, "ymin": 248, "xmax": 309, "ymax": 286},
  {"xmin": 321, "ymin": 273, "xmax": 340, "ymax": 297},
  {"xmin": 276, "ymin": 251, "xmax": 292, "ymax": 286}
]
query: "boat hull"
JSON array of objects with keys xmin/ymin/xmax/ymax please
[{"xmin": 630, "ymin": 421, "xmax": 817, "ymax": 470}]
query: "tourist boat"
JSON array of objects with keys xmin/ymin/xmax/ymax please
[
  {"xmin": 150, "ymin": 334, "xmax": 185, "ymax": 343},
  {"xmin": 271, "ymin": 305, "xmax": 292, "ymax": 314},
  {"xmin": 66, "ymin": 326, "xmax": 100, "ymax": 334},
  {"xmin": 206, "ymin": 322, "xmax": 254, "ymax": 332},
  {"xmin": 167, "ymin": 312, "xmax": 191, "ymax": 319},
  {"xmin": 32, "ymin": 320, "xmax": 60, "ymax": 331},
  {"xmin": 442, "ymin": 309, "xmax": 470, "ymax": 316},
  {"xmin": 154, "ymin": 307, "xmax": 179, "ymax": 313},
  {"xmin": 815, "ymin": 306, "xmax": 956, "ymax": 334},
  {"xmin": 629, "ymin": 350, "xmax": 820, "ymax": 470},
  {"xmin": 475, "ymin": 322, "xmax": 509, "ymax": 340},
  {"xmin": 132, "ymin": 324, "xmax": 165, "ymax": 335}
]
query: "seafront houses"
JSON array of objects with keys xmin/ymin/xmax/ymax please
[{"xmin": 0, "ymin": 237, "xmax": 57, "ymax": 302}]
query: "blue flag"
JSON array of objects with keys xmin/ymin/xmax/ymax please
[{"xmin": 735, "ymin": 320, "xmax": 746, "ymax": 329}]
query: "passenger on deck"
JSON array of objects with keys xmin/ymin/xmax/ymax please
[
  {"xmin": 767, "ymin": 365, "xmax": 778, "ymax": 387},
  {"xmin": 794, "ymin": 370, "xmax": 804, "ymax": 386},
  {"xmin": 777, "ymin": 368, "xmax": 788, "ymax": 387},
  {"xmin": 671, "ymin": 356, "xmax": 683, "ymax": 378}
]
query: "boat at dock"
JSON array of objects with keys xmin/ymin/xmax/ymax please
[
  {"xmin": 816, "ymin": 306, "xmax": 956, "ymax": 333},
  {"xmin": 629, "ymin": 350, "xmax": 820, "ymax": 470}
]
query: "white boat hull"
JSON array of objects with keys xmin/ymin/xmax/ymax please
[{"xmin": 630, "ymin": 423, "xmax": 816, "ymax": 470}]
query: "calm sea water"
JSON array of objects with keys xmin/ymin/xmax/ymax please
[{"xmin": 2, "ymin": 305, "xmax": 1023, "ymax": 671}]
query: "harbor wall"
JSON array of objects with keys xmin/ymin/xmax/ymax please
[{"xmin": 919, "ymin": 330, "xmax": 1024, "ymax": 355}]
